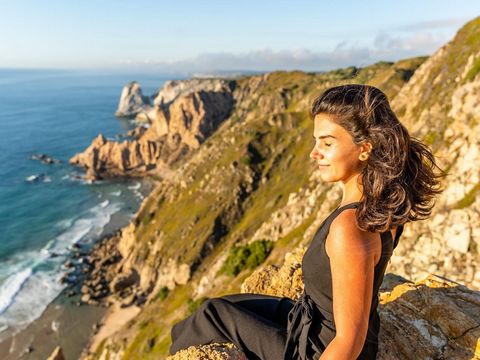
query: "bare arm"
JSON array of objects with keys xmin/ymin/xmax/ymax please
[{"xmin": 320, "ymin": 210, "xmax": 378, "ymax": 360}]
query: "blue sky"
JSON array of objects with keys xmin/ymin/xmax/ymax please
[{"xmin": 1, "ymin": 0, "xmax": 479, "ymax": 73}]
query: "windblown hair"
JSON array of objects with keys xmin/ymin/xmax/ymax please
[{"xmin": 311, "ymin": 84, "xmax": 447, "ymax": 233}]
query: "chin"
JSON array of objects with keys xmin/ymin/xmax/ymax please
[{"xmin": 319, "ymin": 175, "xmax": 338, "ymax": 183}]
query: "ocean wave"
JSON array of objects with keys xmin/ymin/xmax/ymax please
[
  {"xmin": 0, "ymin": 269, "xmax": 64, "ymax": 330},
  {"xmin": 0, "ymin": 268, "xmax": 33, "ymax": 314},
  {"xmin": 0, "ymin": 199, "xmax": 122, "ymax": 331}
]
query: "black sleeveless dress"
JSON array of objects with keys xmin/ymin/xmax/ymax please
[
  {"xmin": 170, "ymin": 202, "xmax": 404, "ymax": 360},
  {"xmin": 285, "ymin": 201, "xmax": 404, "ymax": 359}
]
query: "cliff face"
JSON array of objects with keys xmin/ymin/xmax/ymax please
[
  {"xmin": 83, "ymin": 17, "xmax": 480, "ymax": 360},
  {"xmin": 70, "ymin": 80, "xmax": 235, "ymax": 180}
]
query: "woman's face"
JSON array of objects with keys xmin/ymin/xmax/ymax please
[{"xmin": 310, "ymin": 113, "xmax": 366, "ymax": 183}]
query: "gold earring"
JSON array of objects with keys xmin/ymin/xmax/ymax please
[{"xmin": 360, "ymin": 153, "xmax": 369, "ymax": 161}]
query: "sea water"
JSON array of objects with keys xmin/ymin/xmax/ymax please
[{"xmin": 0, "ymin": 69, "xmax": 174, "ymax": 335}]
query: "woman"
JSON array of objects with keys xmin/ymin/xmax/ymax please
[{"xmin": 169, "ymin": 84, "xmax": 446, "ymax": 360}]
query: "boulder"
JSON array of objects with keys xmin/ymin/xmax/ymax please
[
  {"xmin": 166, "ymin": 342, "xmax": 246, "ymax": 360},
  {"xmin": 110, "ymin": 270, "xmax": 139, "ymax": 293},
  {"xmin": 115, "ymin": 81, "xmax": 151, "ymax": 118}
]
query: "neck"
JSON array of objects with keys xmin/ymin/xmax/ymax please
[{"xmin": 340, "ymin": 172, "xmax": 363, "ymax": 206}]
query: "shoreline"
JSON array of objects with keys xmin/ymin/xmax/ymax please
[{"xmin": 0, "ymin": 177, "xmax": 157, "ymax": 360}]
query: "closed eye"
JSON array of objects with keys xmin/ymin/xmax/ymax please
[{"xmin": 313, "ymin": 139, "xmax": 333, "ymax": 147}]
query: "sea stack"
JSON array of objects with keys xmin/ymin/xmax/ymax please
[{"xmin": 115, "ymin": 81, "xmax": 151, "ymax": 118}]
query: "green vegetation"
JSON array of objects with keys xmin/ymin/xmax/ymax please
[
  {"xmin": 465, "ymin": 57, "xmax": 480, "ymax": 82},
  {"xmin": 138, "ymin": 319, "xmax": 151, "ymax": 330},
  {"xmin": 221, "ymin": 239, "xmax": 274, "ymax": 276},
  {"xmin": 452, "ymin": 183, "xmax": 480, "ymax": 210},
  {"xmin": 151, "ymin": 286, "xmax": 169, "ymax": 302}
]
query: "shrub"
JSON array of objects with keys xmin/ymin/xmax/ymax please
[
  {"xmin": 152, "ymin": 286, "xmax": 169, "ymax": 302},
  {"xmin": 221, "ymin": 240, "xmax": 274, "ymax": 276}
]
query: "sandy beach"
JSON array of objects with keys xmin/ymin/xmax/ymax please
[
  {"xmin": 0, "ymin": 293, "xmax": 107, "ymax": 360},
  {"xmin": 84, "ymin": 299, "xmax": 141, "ymax": 356}
]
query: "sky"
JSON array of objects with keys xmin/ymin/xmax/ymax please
[{"xmin": 1, "ymin": 0, "xmax": 479, "ymax": 74}]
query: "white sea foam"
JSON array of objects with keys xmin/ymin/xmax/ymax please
[
  {"xmin": 128, "ymin": 182, "xmax": 141, "ymax": 190},
  {"xmin": 0, "ymin": 199, "xmax": 122, "ymax": 331},
  {"xmin": 111, "ymin": 190, "xmax": 122, "ymax": 196},
  {"xmin": 0, "ymin": 269, "xmax": 65, "ymax": 330},
  {"xmin": 0, "ymin": 268, "xmax": 33, "ymax": 314}
]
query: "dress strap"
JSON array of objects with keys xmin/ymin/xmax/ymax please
[
  {"xmin": 326, "ymin": 201, "xmax": 360, "ymax": 224},
  {"xmin": 334, "ymin": 201, "xmax": 360, "ymax": 211}
]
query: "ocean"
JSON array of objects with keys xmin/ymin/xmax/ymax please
[{"xmin": 0, "ymin": 69, "xmax": 173, "ymax": 337}]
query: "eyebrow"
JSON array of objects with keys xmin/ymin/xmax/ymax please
[{"xmin": 312, "ymin": 135, "xmax": 336, "ymax": 140}]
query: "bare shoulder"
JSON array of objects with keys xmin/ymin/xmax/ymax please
[{"xmin": 325, "ymin": 209, "xmax": 379, "ymax": 260}]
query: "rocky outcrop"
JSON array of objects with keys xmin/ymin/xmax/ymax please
[
  {"xmin": 152, "ymin": 79, "xmax": 235, "ymax": 107},
  {"xmin": 70, "ymin": 80, "xmax": 235, "ymax": 180},
  {"xmin": 69, "ymin": 133, "xmax": 162, "ymax": 181},
  {"xmin": 240, "ymin": 246, "xmax": 305, "ymax": 300},
  {"xmin": 169, "ymin": 250, "xmax": 480, "ymax": 360},
  {"xmin": 155, "ymin": 89, "xmax": 235, "ymax": 149},
  {"xmin": 166, "ymin": 343, "xmax": 246, "ymax": 360},
  {"xmin": 115, "ymin": 81, "xmax": 151, "ymax": 118},
  {"xmin": 378, "ymin": 275, "xmax": 480, "ymax": 359}
]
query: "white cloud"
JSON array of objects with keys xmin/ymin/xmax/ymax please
[{"xmin": 114, "ymin": 30, "xmax": 455, "ymax": 74}]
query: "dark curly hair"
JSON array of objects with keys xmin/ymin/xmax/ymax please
[{"xmin": 311, "ymin": 84, "xmax": 447, "ymax": 233}]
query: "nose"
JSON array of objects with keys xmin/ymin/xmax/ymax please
[{"xmin": 310, "ymin": 145, "xmax": 323, "ymax": 160}]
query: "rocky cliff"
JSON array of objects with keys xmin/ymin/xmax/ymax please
[
  {"xmin": 80, "ymin": 17, "xmax": 479, "ymax": 360},
  {"xmin": 70, "ymin": 79, "xmax": 235, "ymax": 180}
]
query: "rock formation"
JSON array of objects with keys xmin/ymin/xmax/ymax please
[
  {"xmin": 115, "ymin": 81, "xmax": 151, "ymax": 118},
  {"xmin": 70, "ymin": 79, "xmax": 235, "ymax": 180},
  {"xmin": 152, "ymin": 78, "xmax": 235, "ymax": 107},
  {"xmin": 167, "ymin": 343, "xmax": 246, "ymax": 360}
]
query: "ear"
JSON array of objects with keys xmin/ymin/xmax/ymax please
[
  {"xmin": 358, "ymin": 142, "xmax": 373, "ymax": 161},
  {"xmin": 361, "ymin": 142, "xmax": 373, "ymax": 154}
]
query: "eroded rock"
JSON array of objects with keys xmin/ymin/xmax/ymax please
[{"xmin": 115, "ymin": 81, "xmax": 151, "ymax": 118}]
